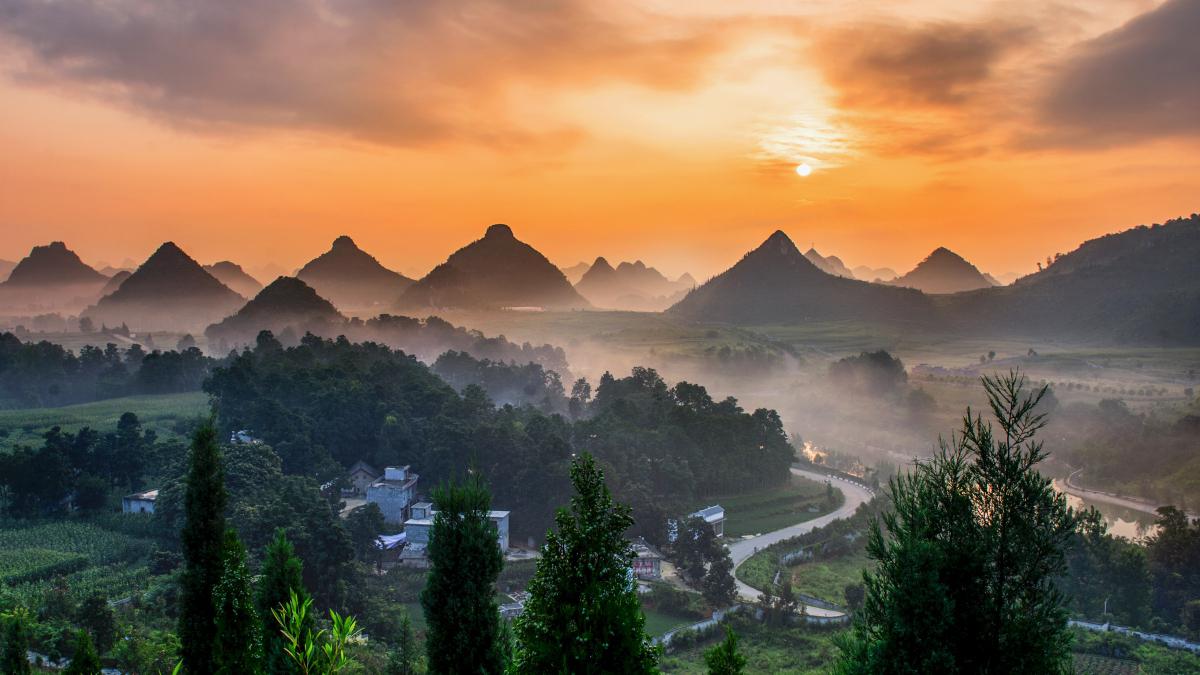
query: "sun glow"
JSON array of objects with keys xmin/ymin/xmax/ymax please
[{"xmin": 796, "ymin": 163, "xmax": 813, "ymax": 177}]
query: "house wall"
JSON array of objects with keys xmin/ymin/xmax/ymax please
[{"xmin": 367, "ymin": 484, "xmax": 414, "ymax": 524}]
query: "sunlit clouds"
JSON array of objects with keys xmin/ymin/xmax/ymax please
[{"xmin": 0, "ymin": 0, "xmax": 1197, "ymax": 279}]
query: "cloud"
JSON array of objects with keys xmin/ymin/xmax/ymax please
[
  {"xmin": 1034, "ymin": 0, "xmax": 1200, "ymax": 147},
  {"xmin": 0, "ymin": 0, "xmax": 728, "ymax": 147},
  {"xmin": 812, "ymin": 20, "xmax": 1035, "ymax": 109}
]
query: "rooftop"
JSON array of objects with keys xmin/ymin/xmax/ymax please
[
  {"xmin": 691, "ymin": 505, "xmax": 725, "ymax": 523},
  {"xmin": 124, "ymin": 489, "xmax": 159, "ymax": 501}
]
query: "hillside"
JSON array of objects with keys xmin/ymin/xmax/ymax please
[
  {"xmin": 206, "ymin": 276, "xmax": 346, "ymax": 349},
  {"xmin": 575, "ymin": 258, "xmax": 692, "ymax": 310},
  {"xmin": 0, "ymin": 242, "xmax": 109, "ymax": 310},
  {"xmin": 83, "ymin": 242, "xmax": 244, "ymax": 331},
  {"xmin": 941, "ymin": 214, "xmax": 1200, "ymax": 343},
  {"xmin": 296, "ymin": 236, "xmax": 413, "ymax": 312},
  {"xmin": 889, "ymin": 247, "xmax": 995, "ymax": 294},
  {"xmin": 668, "ymin": 231, "xmax": 934, "ymax": 324},
  {"xmin": 204, "ymin": 261, "xmax": 264, "ymax": 299},
  {"xmin": 0, "ymin": 259, "xmax": 14, "ymax": 283},
  {"xmin": 397, "ymin": 224, "xmax": 590, "ymax": 310},
  {"xmin": 98, "ymin": 270, "xmax": 131, "ymax": 297},
  {"xmin": 853, "ymin": 265, "xmax": 898, "ymax": 282}
]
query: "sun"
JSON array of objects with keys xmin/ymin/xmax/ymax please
[{"xmin": 795, "ymin": 163, "xmax": 813, "ymax": 177}]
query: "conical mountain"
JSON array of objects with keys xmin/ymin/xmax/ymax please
[
  {"xmin": 888, "ymin": 247, "xmax": 994, "ymax": 294},
  {"xmin": 83, "ymin": 242, "xmax": 244, "ymax": 331},
  {"xmin": 204, "ymin": 261, "xmax": 264, "ymax": 299},
  {"xmin": 676, "ymin": 272, "xmax": 697, "ymax": 287},
  {"xmin": 803, "ymin": 247, "xmax": 856, "ymax": 278},
  {"xmin": 575, "ymin": 257, "xmax": 635, "ymax": 309},
  {"xmin": 296, "ymin": 236, "xmax": 413, "ymax": 311},
  {"xmin": 0, "ymin": 241, "xmax": 109, "ymax": 310},
  {"xmin": 668, "ymin": 230, "xmax": 932, "ymax": 323},
  {"xmin": 560, "ymin": 261, "xmax": 592, "ymax": 284},
  {"xmin": 206, "ymin": 276, "xmax": 346, "ymax": 348},
  {"xmin": 397, "ymin": 224, "xmax": 590, "ymax": 310}
]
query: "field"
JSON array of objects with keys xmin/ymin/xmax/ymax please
[
  {"xmin": 696, "ymin": 473, "xmax": 841, "ymax": 539},
  {"xmin": 737, "ymin": 544, "xmax": 870, "ymax": 607},
  {"xmin": 642, "ymin": 607, "xmax": 697, "ymax": 637},
  {"xmin": 659, "ymin": 616, "xmax": 843, "ymax": 674},
  {"xmin": 0, "ymin": 391, "xmax": 209, "ymax": 447},
  {"xmin": 0, "ymin": 521, "xmax": 159, "ymax": 606}
]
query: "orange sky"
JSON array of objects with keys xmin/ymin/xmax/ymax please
[{"xmin": 1, "ymin": 0, "xmax": 1197, "ymax": 281}]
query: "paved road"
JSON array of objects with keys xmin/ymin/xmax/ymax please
[
  {"xmin": 726, "ymin": 467, "xmax": 875, "ymax": 617},
  {"xmin": 1061, "ymin": 469, "xmax": 1191, "ymax": 518}
]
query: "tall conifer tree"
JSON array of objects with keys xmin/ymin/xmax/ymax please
[
  {"xmin": 214, "ymin": 529, "xmax": 261, "ymax": 674},
  {"xmin": 420, "ymin": 474, "xmax": 504, "ymax": 674},
  {"xmin": 258, "ymin": 528, "xmax": 310, "ymax": 674},
  {"xmin": 178, "ymin": 422, "xmax": 227, "ymax": 673},
  {"xmin": 512, "ymin": 453, "xmax": 659, "ymax": 673}
]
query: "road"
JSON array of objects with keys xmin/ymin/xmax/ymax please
[
  {"xmin": 1061, "ymin": 469, "xmax": 1186, "ymax": 518},
  {"xmin": 726, "ymin": 467, "xmax": 875, "ymax": 618}
]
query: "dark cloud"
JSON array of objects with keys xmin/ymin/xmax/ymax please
[
  {"xmin": 1035, "ymin": 0, "xmax": 1200, "ymax": 147},
  {"xmin": 813, "ymin": 21, "xmax": 1034, "ymax": 108},
  {"xmin": 0, "ymin": 0, "xmax": 727, "ymax": 146}
]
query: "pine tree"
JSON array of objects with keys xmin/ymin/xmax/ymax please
[
  {"xmin": 1, "ymin": 607, "xmax": 33, "ymax": 675},
  {"xmin": 75, "ymin": 593, "xmax": 117, "ymax": 654},
  {"xmin": 512, "ymin": 453, "xmax": 659, "ymax": 673},
  {"xmin": 385, "ymin": 614, "xmax": 418, "ymax": 675},
  {"xmin": 258, "ymin": 528, "xmax": 311, "ymax": 674},
  {"xmin": 834, "ymin": 371, "xmax": 1075, "ymax": 674},
  {"xmin": 178, "ymin": 422, "xmax": 228, "ymax": 673},
  {"xmin": 704, "ymin": 628, "xmax": 746, "ymax": 675},
  {"xmin": 214, "ymin": 529, "xmax": 262, "ymax": 674},
  {"xmin": 420, "ymin": 474, "xmax": 504, "ymax": 675},
  {"xmin": 63, "ymin": 630, "xmax": 101, "ymax": 675}
]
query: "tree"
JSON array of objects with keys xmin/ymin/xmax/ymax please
[
  {"xmin": 512, "ymin": 453, "xmax": 659, "ymax": 673},
  {"xmin": 703, "ymin": 551, "xmax": 738, "ymax": 608},
  {"xmin": 63, "ymin": 630, "xmax": 101, "ymax": 675},
  {"xmin": 346, "ymin": 503, "xmax": 386, "ymax": 563},
  {"xmin": 844, "ymin": 583, "xmax": 865, "ymax": 612},
  {"xmin": 835, "ymin": 371, "xmax": 1075, "ymax": 674},
  {"xmin": 420, "ymin": 474, "xmax": 504, "ymax": 675},
  {"xmin": 75, "ymin": 593, "xmax": 117, "ymax": 654},
  {"xmin": 1, "ymin": 608, "xmax": 32, "ymax": 675},
  {"xmin": 214, "ymin": 529, "xmax": 262, "ymax": 674},
  {"xmin": 704, "ymin": 628, "xmax": 746, "ymax": 675},
  {"xmin": 178, "ymin": 422, "xmax": 228, "ymax": 674},
  {"xmin": 258, "ymin": 528, "xmax": 311, "ymax": 674},
  {"xmin": 385, "ymin": 614, "xmax": 418, "ymax": 675}
]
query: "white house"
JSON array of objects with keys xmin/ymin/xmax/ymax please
[
  {"xmin": 404, "ymin": 509, "xmax": 510, "ymax": 553},
  {"xmin": 122, "ymin": 489, "xmax": 158, "ymax": 514},
  {"xmin": 690, "ymin": 505, "xmax": 726, "ymax": 538},
  {"xmin": 365, "ymin": 466, "xmax": 419, "ymax": 525}
]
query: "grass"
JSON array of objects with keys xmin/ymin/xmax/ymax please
[
  {"xmin": 0, "ymin": 391, "xmax": 209, "ymax": 448},
  {"xmin": 697, "ymin": 474, "xmax": 841, "ymax": 539},
  {"xmin": 641, "ymin": 607, "xmax": 697, "ymax": 638},
  {"xmin": 786, "ymin": 549, "xmax": 871, "ymax": 605},
  {"xmin": 659, "ymin": 615, "xmax": 844, "ymax": 674}
]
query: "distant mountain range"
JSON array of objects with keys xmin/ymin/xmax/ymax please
[
  {"xmin": 804, "ymin": 248, "xmax": 856, "ymax": 279},
  {"xmin": 397, "ymin": 224, "xmax": 590, "ymax": 311},
  {"xmin": 206, "ymin": 276, "xmax": 345, "ymax": 348},
  {"xmin": 560, "ymin": 261, "xmax": 591, "ymax": 284},
  {"xmin": 83, "ymin": 242, "xmax": 244, "ymax": 331},
  {"xmin": 99, "ymin": 270, "xmax": 131, "ymax": 297},
  {"xmin": 852, "ymin": 265, "xmax": 898, "ymax": 282},
  {"xmin": 297, "ymin": 236, "xmax": 413, "ymax": 312},
  {"xmin": 668, "ymin": 231, "xmax": 934, "ymax": 324},
  {"xmin": 204, "ymin": 261, "xmax": 264, "ymax": 299},
  {"xmin": 0, "ymin": 242, "xmax": 110, "ymax": 311},
  {"xmin": 888, "ymin": 247, "xmax": 995, "ymax": 294},
  {"xmin": 574, "ymin": 257, "xmax": 694, "ymax": 310}
]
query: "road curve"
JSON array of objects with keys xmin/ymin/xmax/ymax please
[{"xmin": 727, "ymin": 467, "xmax": 875, "ymax": 617}]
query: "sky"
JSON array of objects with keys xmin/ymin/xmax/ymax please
[{"xmin": 0, "ymin": 0, "xmax": 1197, "ymax": 281}]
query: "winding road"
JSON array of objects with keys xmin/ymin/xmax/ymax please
[{"xmin": 726, "ymin": 467, "xmax": 875, "ymax": 618}]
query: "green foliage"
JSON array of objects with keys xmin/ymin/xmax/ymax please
[
  {"xmin": 828, "ymin": 350, "xmax": 908, "ymax": 396},
  {"xmin": 420, "ymin": 474, "xmax": 504, "ymax": 675},
  {"xmin": 345, "ymin": 503, "xmax": 386, "ymax": 563},
  {"xmin": 704, "ymin": 628, "xmax": 746, "ymax": 675},
  {"xmin": 0, "ymin": 549, "xmax": 88, "ymax": 586},
  {"xmin": 702, "ymin": 553, "xmax": 738, "ymax": 609},
  {"xmin": 511, "ymin": 453, "xmax": 660, "ymax": 673},
  {"xmin": 1061, "ymin": 508, "xmax": 1151, "ymax": 626},
  {"xmin": 1144, "ymin": 505, "xmax": 1200, "ymax": 632},
  {"xmin": 74, "ymin": 593, "xmax": 116, "ymax": 654},
  {"xmin": 178, "ymin": 421, "xmax": 227, "ymax": 674},
  {"xmin": 834, "ymin": 371, "xmax": 1076, "ymax": 674},
  {"xmin": 385, "ymin": 614, "xmax": 419, "ymax": 675},
  {"xmin": 213, "ymin": 530, "xmax": 261, "ymax": 674},
  {"xmin": 63, "ymin": 630, "xmax": 100, "ymax": 675},
  {"xmin": 1, "ymin": 607, "xmax": 33, "ymax": 675},
  {"xmin": 272, "ymin": 591, "xmax": 362, "ymax": 675},
  {"xmin": 433, "ymin": 351, "xmax": 566, "ymax": 412},
  {"xmin": 258, "ymin": 528, "xmax": 311, "ymax": 674}
]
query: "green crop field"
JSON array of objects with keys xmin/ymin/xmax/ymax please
[{"xmin": 0, "ymin": 391, "xmax": 209, "ymax": 448}]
